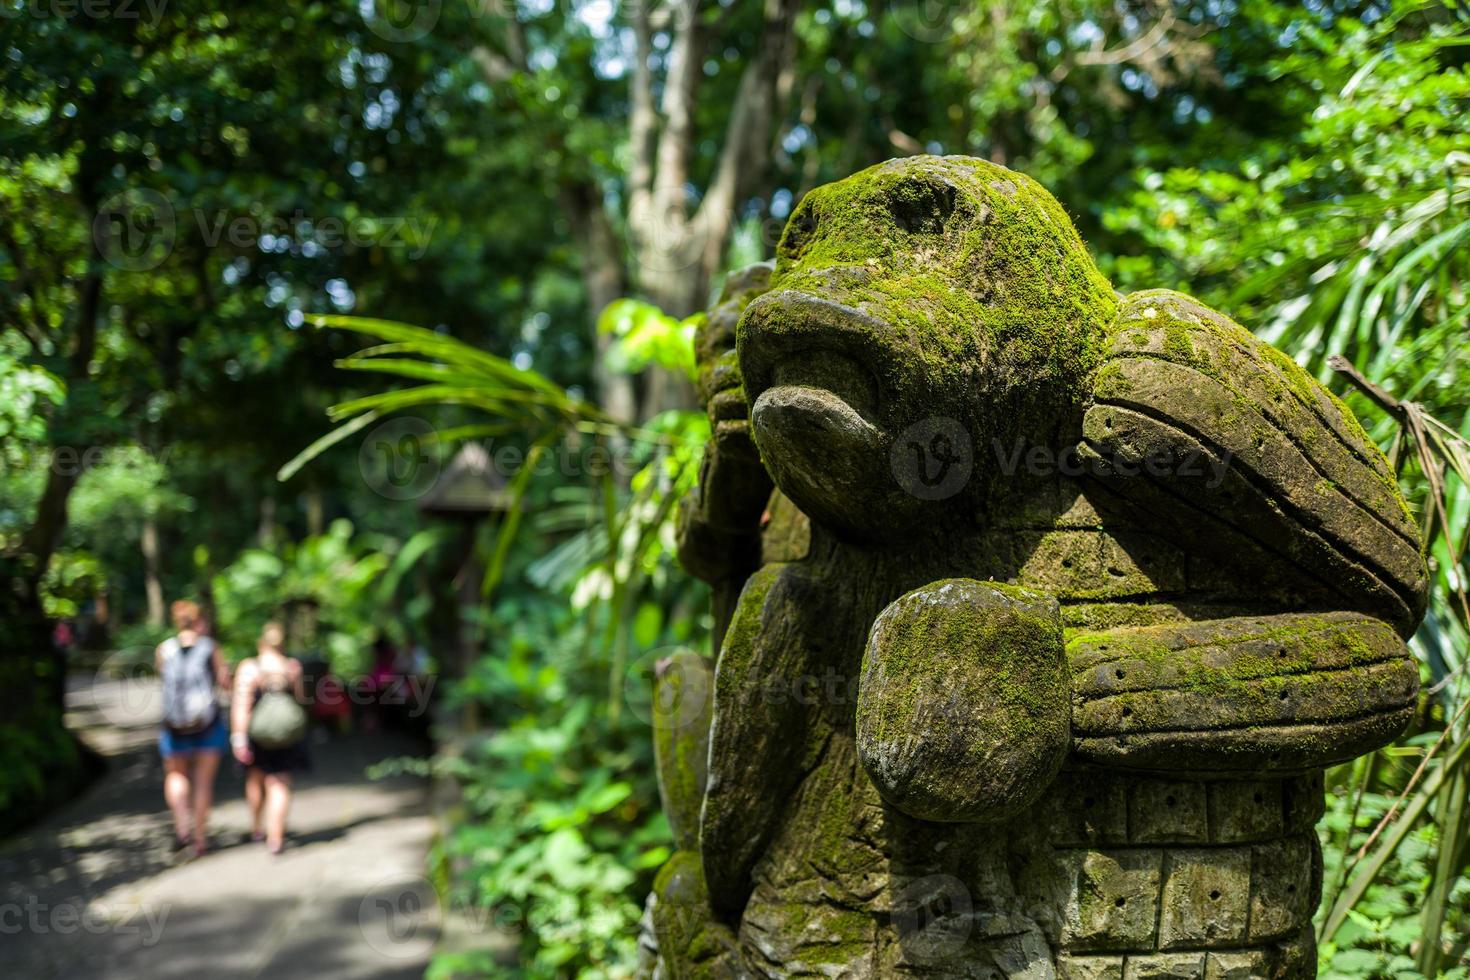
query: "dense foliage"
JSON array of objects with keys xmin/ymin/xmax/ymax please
[{"xmin": 2, "ymin": 0, "xmax": 1467, "ymax": 975}]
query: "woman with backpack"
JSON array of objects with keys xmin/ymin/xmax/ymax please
[
  {"xmin": 157, "ymin": 599, "xmax": 230, "ymax": 857},
  {"xmin": 231, "ymin": 621, "xmax": 310, "ymax": 854}
]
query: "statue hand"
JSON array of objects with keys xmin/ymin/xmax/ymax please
[{"xmin": 856, "ymin": 578, "xmax": 1070, "ymax": 823}]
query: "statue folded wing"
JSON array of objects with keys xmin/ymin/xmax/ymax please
[
  {"xmin": 1071, "ymin": 289, "xmax": 1428, "ymax": 774},
  {"xmin": 1080, "ymin": 289, "xmax": 1426, "ymax": 633}
]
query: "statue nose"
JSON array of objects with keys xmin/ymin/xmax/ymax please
[{"xmin": 750, "ymin": 384, "xmax": 884, "ymax": 497}]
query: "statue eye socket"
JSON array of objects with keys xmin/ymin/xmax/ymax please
[{"xmin": 890, "ymin": 180, "xmax": 957, "ymax": 235}]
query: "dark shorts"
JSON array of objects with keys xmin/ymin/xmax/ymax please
[
  {"xmin": 159, "ymin": 713, "xmax": 228, "ymax": 758},
  {"xmin": 249, "ymin": 739, "xmax": 311, "ymax": 775}
]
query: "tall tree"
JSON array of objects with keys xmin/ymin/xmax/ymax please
[{"xmin": 457, "ymin": 0, "xmax": 800, "ymax": 418}]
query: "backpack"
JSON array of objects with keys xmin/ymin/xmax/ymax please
[
  {"xmin": 161, "ymin": 636, "xmax": 218, "ymax": 734},
  {"xmin": 249, "ymin": 674, "xmax": 309, "ymax": 749}
]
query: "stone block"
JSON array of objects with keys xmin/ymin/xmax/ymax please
[
  {"xmin": 1050, "ymin": 772, "xmax": 1130, "ymax": 847},
  {"xmin": 1124, "ymin": 952, "xmax": 1206, "ymax": 979},
  {"xmin": 1204, "ymin": 950, "xmax": 1268, "ymax": 979},
  {"xmin": 1065, "ymin": 849, "xmax": 1163, "ymax": 951},
  {"xmin": 1270, "ymin": 927, "xmax": 1317, "ymax": 979},
  {"xmin": 1059, "ymin": 955, "xmax": 1127, "ymax": 980},
  {"xmin": 1282, "ymin": 772, "xmax": 1325, "ymax": 832},
  {"xmin": 1208, "ymin": 781, "xmax": 1284, "ymax": 843},
  {"xmin": 1158, "ymin": 848, "xmax": 1250, "ymax": 949},
  {"xmin": 1249, "ymin": 836, "xmax": 1314, "ymax": 941},
  {"xmin": 1130, "ymin": 780, "xmax": 1208, "ymax": 844}
]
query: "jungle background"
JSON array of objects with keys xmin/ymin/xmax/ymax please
[{"xmin": 2, "ymin": 0, "xmax": 1468, "ymax": 976}]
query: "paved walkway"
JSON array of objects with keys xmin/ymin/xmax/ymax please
[{"xmin": 0, "ymin": 674, "xmax": 439, "ymax": 979}]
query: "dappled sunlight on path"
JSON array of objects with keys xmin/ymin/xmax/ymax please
[{"xmin": 1, "ymin": 675, "xmax": 435, "ymax": 979}]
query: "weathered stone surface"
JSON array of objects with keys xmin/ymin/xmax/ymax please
[
  {"xmin": 676, "ymin": 260, "xmax": 781, "ymax": 654},
  {"xmin": 1011, "ymin": 529, "xmax": 1188, "ymax": 599},
  {"xmin": 1282, "ymin": 772, "xmax": 1327, "ymax": 832},
  {"xmin": 652, "ymin": 652, "xmax": 715, "ymax": 852},
  {"xmin": 1069, "ymin": 612, "xmax": 1418, "ymax": 773},
  {"xmin": 857, "ymin": 579, "xmax": 1069, "ymax": 822},
  {"xmin": 1060, "ymin": 955, "xmax": 1127, "ymax": 980},
  {"xmin": 1125, "ymin": 952, "xmax": 1207, "ymax": 979},
  {"xmin": 698, "ymin": 562, "xmax": 811, "ymax": 914},
  {"xmin": 1203, "ymin": 950, "xmax": 1268, "ymax": 980},
  {"xmin": 1129, "ymin": 780, "xmax": 1208, "ymax": 845},
  {"xmin": 1158, "ymin": 848, "xmax": 1251, "ymax": 949},
  {"xmin": 1081, "ymin": 291, "xmax": 1427, "ymax": 634},
  {"xmin": 759, "ymin": 488, "xmax": 810, "ymax": 564},
  {"xmin": 649, "ymin": 850, "xmax": 743, "ymax": 979},
  {"xmin": 1248, "ymin": 836, "xmax": 1315, "ymax": 941},
  {"xmin": 647, "ymin": 155, "xmax": 1428, "ymax": 978},
  {"xmin": 1207, "ymin": 781, "xmax": 1284, "ymax": 843},
  {"xmin": 1049, "ymin": 771, "xmax": 1130, "ymax": 847},
  {"xmin": 1065, "ymin": 849, "xmax": 1164, "ymax": 950}
]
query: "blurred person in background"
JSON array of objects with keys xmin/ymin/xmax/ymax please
[
  {"xmin": 359, "ymin": 633, "xmax": 402, "ymax": 733},
  {"xmin": 156, "ymin": 599, "xmax": 230, "ymax": 857},
  {"xmin": 231, "ymin": 621, "xmax": 310, "ymax": 854}
]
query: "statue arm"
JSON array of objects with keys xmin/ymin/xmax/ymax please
[
  {"xmin": 859, "ymin": 592, "xmax": 1419, "ymax": 807},
  {"xmin": 1067, "ymin": 611, "xmax": 1418, "ymax": 774},
  {"xmin": 699, "ymin": 563, "xmax": 808, "ymax": 917},
  {"xmin": 856, "ymin": 578, "xmax": 1071, "ymax": 823}
]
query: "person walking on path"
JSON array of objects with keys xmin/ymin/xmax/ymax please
[
  {"xmin": 156, "ymin": 599, "xmax": 230, "ymax": 857},
  {"xmin": 232, "ymin": 622, "xmax": 310, "ymax": 854}
]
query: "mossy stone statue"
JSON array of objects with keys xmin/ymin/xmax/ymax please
[{"xmin": 644, "ymin": 155, "xmax": 1425, "ymax": 979}]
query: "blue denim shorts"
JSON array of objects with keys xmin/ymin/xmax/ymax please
[{"xmin": 158, "ymin": 713, "xmax": 229, "ymax": 757}]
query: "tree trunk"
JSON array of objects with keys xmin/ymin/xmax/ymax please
[
  {"xmin": 258, "ymin": 495, "xmax": 277, "ymax": 548},
  {"xmin": 561, "ymin": 182, "xmax": 638, "ymax": 427},
  {"xmin": 623, "ymin": 0, "xmax": 801, "ymax": 418},
  {"xmin": 141, "ymin": 514, "xmax": 165, "ymax": 628},
  {"xmin": 305, "ymin": 488, "xmax": 324, "ymax": 538}
]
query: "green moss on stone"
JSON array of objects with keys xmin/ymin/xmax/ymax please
[{"xmin": 747, "ymin": 155, "xmax": 1119, "ymax": 505}]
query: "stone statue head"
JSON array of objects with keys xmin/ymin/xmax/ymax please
[{"xmin": 738, "ymin": 155, "xmax": 1118, "ymax": 542}]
